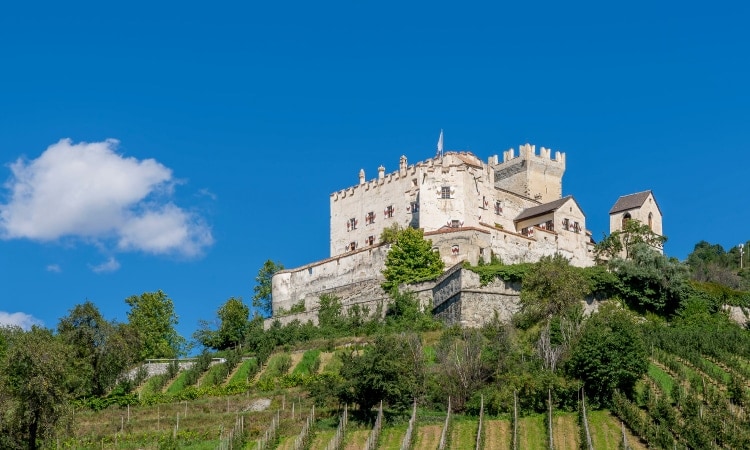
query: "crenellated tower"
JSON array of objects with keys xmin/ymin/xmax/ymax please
[{"xmin": 491, "ymin": 144, "xmax": 565, "ymax": 203}]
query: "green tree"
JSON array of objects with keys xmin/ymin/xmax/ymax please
[
  {"xmin": 57, "ymin": 301, "xmax": 137, "ymax": 397},
  {"xmin": 381, "ymin": 227, "xmax": 444, "ymax": 292},
  {"xmin": 338, "ymin": 334, "xmax": 423, "ymax": 411},
  {"xmin": 194, "ymin": 297, "xmax": 250, "ymax": 350},
  {"xmin": 125, "ymin": 290, "xmax": 185, "ymax": 360},
  {"xmin": 519, "ymin": 253, "xmax": 589, "ymax": 323},
  {"xmin": 567, "ymin": 304, "xmax": 648, "ymax": 407},
  {"xmin": 253, "ymin": 260, "xmax": 284, "ymax": 316},
  {"xmin": 609, "ymin": 243, "xmax": 690, "ymax": 315},
  {"xmin": 0, "ymin": 327, "xmax": 71, "ymax": 450},
  {"xmin": 594, "ymin": 219, "xmax": 667, "ymax": 262}
]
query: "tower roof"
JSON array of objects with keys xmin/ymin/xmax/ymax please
[{"xmin": 609, "ymin": 190, "xmax": 660, "ymax": 215}]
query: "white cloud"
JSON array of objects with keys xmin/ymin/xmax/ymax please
[
  {"xmin": 0, "ymin": 139, "xmax": 213, "ymax": 257},
  {"xmin": 0, "ymin": 311, "xmax": 43, "ymax": 330},
  {"xmin": 90, "ymin": 257, "xmax": 121, "ymax": 273},
  {"xmin": 46, "ymin": 264, "xmax": 62, "ymax": 273}
]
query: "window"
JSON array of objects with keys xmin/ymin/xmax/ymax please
[
  {"xmin": 648, "ymin": 212, "xmax": 653, "ymax": 230},
  {"xmin": 562, "ymin": 218, "xmax": 570, "ymax": 231},
  {"xmin": 384, "ymin": 205, "xmax": 395, "ymax": 218},
  {"xmin": 365, "ymin": 211, "xmax": 375, "ymax": 225},
  {"xmin": 544, "ymin": 220, "xmax": 554, "ymax": 232},
  {"xmin": 622, "ymin": 212, "xmax": 631, "ymax": 229},
  {"xmin": 495, "ymin": 201, "xmax": 503, "ymax": 215},
  {"xmin": 450, "ymin": 220, "xmax": 461, "ymax": 228},
  {"xmin": 441, "ymin": 186, "xmax": 451, "ymax": 199},
  {"xmin": 367, "ymin": 235, "xmax": 375, "ymax": 246},
  {"xmin": 348, "ymin": 218, "xmax": 357, "ymax": 230},
  {"xmin": 348, "ymin": 241, "xmax": 357, "ymax": 251},
  {"xmin": 410, "ymin": 201, "xmax": 419, "ymax": 213},
  {"xmin": 521, "ymin": 227, "xmax": 531, "ymax": 236},
  {"xmin": 573, "ymin": 221, "xmax": 581, "ymax": 234}
]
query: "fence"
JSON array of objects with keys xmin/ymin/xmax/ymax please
[
  {"xmin": 364, "ymin": 401, "xmax": 384, "ymax": 450},
  {"xmin": 324, "ymin": 404, "xmax": 348, "ymax": 450},
  {"xmin": 475, "ymin": 395, "xmax": 484, "ymax": 450},
  {"xmin": 217, "ymin": 414, "xmax": 246, "ymax": 450},
  {"xmin": 256, "ymin": 410, "xmax": 281, "ymax": 450},
  {"xmin": 293, "ymin": 406, "xmax": 315, "ymax": 450},
  {"xmin": 400, "ymin": 400, "xmax": 418, "ymax": 450},
  {"xmin": 580, "ymin": 390, "xmax": 594, "ymax": 450},
  {"xmin": 438, "ymin": 397, "xmax": 452, "ymax": 450}
]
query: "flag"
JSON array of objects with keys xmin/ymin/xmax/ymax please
[{"xmin": 436, "ymin": 129, "xmax": 444, "ymax": 157}]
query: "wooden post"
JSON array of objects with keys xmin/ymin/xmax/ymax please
[
  {"xmin": 548, "ymin": 388, "xmax": 553, "ymax": 450},
  {"xmin": 513, "ymin": 390, "xmax": 518, "ymax": 450}
]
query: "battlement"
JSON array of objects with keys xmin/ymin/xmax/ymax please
[
  {"xmin": 499, "ymin": 143, "xmax": 565, "ymax": 165},
  {"xmin": 331, "ymin": 151, "xmax": 484, "ymax": 202}
]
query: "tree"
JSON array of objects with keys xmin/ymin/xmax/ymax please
[
  {"xmin": 594, "ymin": 219, "xmax": 667, "ymax": 262},
  {"xmin": 381, "ymin": 227, "xmax": 444, "ymax": 292},
  {"xmin": 519, "ymin": 253, "xmax": 589, "ymax": 323},
  {"xmin": 253, "ymin": 260, "xmax": 284, "ymax": 316},
  {"xmin": 0, "ymin": 327, "xmax": 71, "ymax": 449},
  {"xmin": 338, "ymin": 334, "xmax": 423, "ymax": 411},
  {"xmin": 125, "ymin": 291, "xmax": 185, "ymax": 360},
  {"xmin": 609, "ymin": 243, "xmax": 690, "ymax": 315},
  {"xmin": 567, "ymin": 304, "xmax": 648, "ymax": 407},
  {"xmin": 194, "ymin": 297, "xmax": 250, "ymax": 350},
  {"xmin": 434, "ymin": 328, "xmax": 489, "ymax": 411},
  {"xmin": 57, "ymin": 301, "xmax": 137, "ymax": 396}
]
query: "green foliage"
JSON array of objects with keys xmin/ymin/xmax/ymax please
[
  {"xmin": 594, "ymin": 218, "xmax": 667, "ymax": 262},
  {"xmin": 338, "ymin": 334, "xmax": 424, "ymax": 411},
  {"xmin": 0, "ymin": 327, "xmax": 72, "ymax": 449},
  {"xmin": 381, "ymin": 227, "xmax": 444, "ymax": 292},
  {"xmin": 609, "ymin": 243, "xmax": 690, "ymax": 315},
  {"xmin": 293, "ymin": 349, "xmax": 321, "ymax": 376},
  {"xmin": 318, "ymin": 294, "xmax": 345, "ymax": 332},
  {"xmin": 57, "ymin": 301, "xmax": 138, "ymax": 397},
  {"xmin": 567, "ymin": 304, "xmax": 648, "ymax": 407},
  {"xmin": 466, "ymin": 261, "xmax": 533, "ymax": 285},
  {"xmin": 253, "ymin": 259, "xmax": 284, "ymax": 316},
  {"xmin": 194, "ymin": 297, "xmax": 250, "ymax": 350},
  {"xmin": 686, "ymin": 239, "xmax": 750, "ymax": 289},
  {"xmin": 379, "ymin": 222, "xmax": 402, "ymax": 244},
  {"xmin": 126, "ymin": 290, "xmax": 186, "ymax": 360},
  {"xmin": 385, "ymin": 289, "xmax": 440, "ymax": 331},
  {"xmin": 520, "ymin": 254, "xmax": 589, "ymax": 323}
]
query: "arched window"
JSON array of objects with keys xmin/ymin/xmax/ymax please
[
  {"xmin": 622, "ymin": 212, "xmax": 631, "ymax": 229},
  {"xmin": 648, "ymin": 212, "xmax": 653, "ymax": 230}
]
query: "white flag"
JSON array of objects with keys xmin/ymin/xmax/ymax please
[{"xmin": 437, "ymin": 129, "xmax": 444, "ymax": 157}]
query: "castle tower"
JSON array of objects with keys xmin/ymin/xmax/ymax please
[
  {"xmin": 492, "ymin": 144, "xmax": 565, "ymax": 203},
  {"xmin": 609, "ymin": 190, "xmax": 663, "ymax": 237}
]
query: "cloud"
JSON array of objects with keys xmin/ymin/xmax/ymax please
[
  {"xmin": 0, "ymin": 311, "xmax": 43, "ymax": 330},
  {"xmin": 0, "ymin": 139, "xmax": 213, "ymax": 257},
  {"xmin": 46, "ymin": 264, "xmax": 62, "ymax": 273},
  {"xmin": 90, "ymin": 257, "xmax": 121, "ymax": 273}
]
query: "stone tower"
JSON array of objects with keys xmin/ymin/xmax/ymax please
[{"xmin": 492, "ymin": 144, "xmax": 565, "ymax": 203}]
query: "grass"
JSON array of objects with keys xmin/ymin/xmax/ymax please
[
  {"xmin": 517, "ymin": 414, "xmax": 546, "ymax": 449},
  {"xmin": 588, "ymin": 410, "xmax": 647, "ymax": 450},
  {"xmin": 309, "ymin": 429, "xmax": 335, "ymax": 450},
  {"xmin": 322, "ymin": 351, "xmax": 343, "ymax": 374},
  {"xmin": 482, "ymin": 419, "xmax": 510, "ymax": 450},
  {"xmin": 261, "ymin": 353, "xmax": 293, "ymax": 380},
  {"xmin": 343, "ymin": 428, "xmax": 370, "ymax": 449},
  {"xmin": 552, "ymin": 412, "xmax": 580, "ymax": 450},
  {"xmin": 378, "ymin": 424, "xmax": 407, "ymax": 450},
  {"xmin": 648, "ymin": 362, "xmax": 675, "ymax": 399},
  {"xmin": 228, "ymin": 358, "xmax": 258, "ymax": 385},
  {"xmin": 699, "ymin": 356, "xmax": 732, "ymax": 384},
  {"xmin": 448, "ymin": 415, "xmax": 478, "ymax": 449},
  {"xmin": 292, "ymin": 349, "xmax": 321, "ymax": 376},
  {"xmin": 201, "ymin": 362, "xmax": 229, "ymax": 387},
  {"xmin": 165, "ymin": 370, "xmax": 190, "ymax": 394},
  {"xmin": 412, "ymin": 424, "xmax": 442, "ymax": 450},
  {"xmin": 139, "ymin": 373, "xmax": 171, "ymax": 395},
  {"xmin": 423, "ymin": 346, "xmax": 437, "ymax": 365}
]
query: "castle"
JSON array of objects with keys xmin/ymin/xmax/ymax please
[{"xmin": 270, "ymin": 143, "xmax": 662, "ymax": 325}]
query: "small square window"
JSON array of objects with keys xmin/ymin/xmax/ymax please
[{"xmin": 441, "ymin": 186, "xmax": 451, "ymax": 199}]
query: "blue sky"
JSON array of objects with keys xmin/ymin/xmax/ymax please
[{"xmin": 1, "ymin": 1, "xmax": 749, "ymax": 340}]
